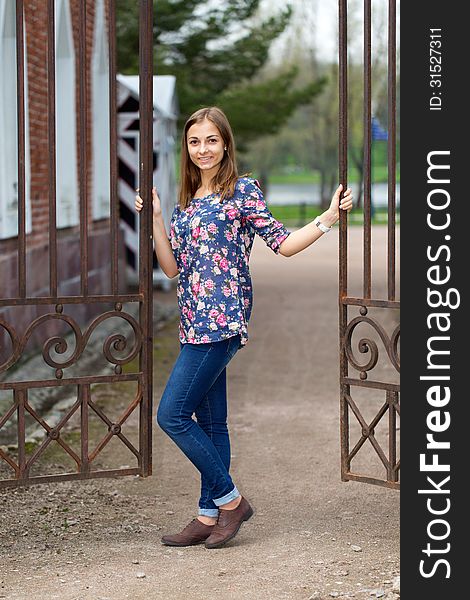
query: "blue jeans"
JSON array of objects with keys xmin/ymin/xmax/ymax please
[{"xmin": 157, "ymin": 333, "xmax": 242, "ymax": 517}]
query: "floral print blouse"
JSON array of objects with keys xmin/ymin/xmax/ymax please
[{"xmin": 168, "ymin": 177, "xmax": 291, "ymax": 348}]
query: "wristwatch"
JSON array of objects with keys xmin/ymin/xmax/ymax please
[{"xmin": 314, "ymin": 216, "xmax": 332, "ymax": 233}]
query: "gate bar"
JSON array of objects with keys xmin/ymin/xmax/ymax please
[
  {"xmin": 78, "ymin": 1, "xmax": 89, "ymax": 296},
  {"xmin": 0, "ymin": 293, "xmax": 143, "ymax": 307},
  {"xmin": 341, "ymin": 296, "xmax": 400, "ymax": 309},
  {"xmin": 0, "ymin": 0, "xmax": 155, "ymax": 489},
  {"xmin": 388, "ymin": 0, "xmax": 397, "ymax": 301},
  {"xmin": 80, "ymin": 384, "xmax": 90, "ymax": 475},
  {"xmin": 16, "ymin": 0, "xmax": 26, "ymax": 298},
  {"xmin": 338, "ymin": 0, "xmax": 400, "ymax": 490},
  {"xmin": 47, "ymin": 0, "xmax": 57, "ymax": 298},
  {"xmin": 109, "ymin": 0, "xmax": 119, "ymax": 295},
  {"xmin": 0, "ymin": 373, "xmax": 141, "ymax": 392},
  {"xmin": 339, "ymin": 0, "xmax": 348, "ymax": 296},
  {"xmin": 388, "ymin": 390, "xmax": 398, "ymax": 482},
  {"xmin": 363, "ymin": 0, "xmax": 372, "ymax": 299},
  {"xmin": 138, "ymin": 0, "xmax": 154, "ymax": 477},
  {"xmin": 16, "ymin": 389, "xmax": 26, "ymax": 479},
  {"xmin": 338, "ymin": 0, "xmax": 350, "ymax": 481}
]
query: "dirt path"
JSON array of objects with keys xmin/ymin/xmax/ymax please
[{"xmin": 0, "ymin": 226, "xmax": 400, "ymax": 600}]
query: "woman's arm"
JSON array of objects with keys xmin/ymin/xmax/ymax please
[
  {"xmin": 135, "ymin": 187, "xmax": 179, "ymax": 278},
  {"xmin": 152, "ymin": 213, "xmax": 179, "ymax": 278},
  {"xmin": 279, "ymin": 184, "xmax": 353, "ymax": 257}
]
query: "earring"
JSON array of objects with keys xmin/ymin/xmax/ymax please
[{"xmin": 224, "ymin": 146, "xmax": 227, "ymax": 151}]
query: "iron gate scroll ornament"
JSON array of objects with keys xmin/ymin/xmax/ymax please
[
  {"xmin": 338, "ymin": 0, "xmax": 400, "ymax": 489},
  {"xmin": 0, "ymin": 1, "xmax": 155, "ymax": 488}
]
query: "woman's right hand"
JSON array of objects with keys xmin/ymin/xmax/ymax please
[{"xmin": 135, "ymin": 186, "xmax": 162, "ymax": 217}]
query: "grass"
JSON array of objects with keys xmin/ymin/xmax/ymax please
[
  {"xmin": 267, "ymin": 165, "xmax": 398, "ymax": 185},
  {"xmin": 175, "ymin": 143, "xmax": 399, "ymax": 185},
  {"xmin": 269, "ymin": 204, "xmax": 400, "ymax": 227},
  {"xmin": 267, "ymin": 144, "xmax": 399, "ymax": 185},
  {"xmin": 268, "ymin": 171, "xmax": 322, "ymax": 184}
]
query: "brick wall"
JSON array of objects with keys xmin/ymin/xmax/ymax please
[
  {"xmin": 0, "ymin": 0, "xmax": 126, "ymax": 367},
  {"xmin": 24, "ymin": 0, "xmax": 97, "ymax": 249}
]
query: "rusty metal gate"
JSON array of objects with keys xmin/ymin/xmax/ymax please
[
  {"xmin": 0, "ymin": 1, "xmax": 154, "ymax": 488},
  {"xmin": 338, "ymin": 0, "xmax": 400, "ymax": 489}
]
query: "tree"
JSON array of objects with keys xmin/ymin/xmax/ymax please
[
  {"xmin": 347, "ymin": 0, "xmax": 395, "ymax": 207},
  {"xmin": 116, "ymin": 1, "xmax": 325, "ymax": 150},
  {"xmin": 310, "ymin": 64, "xmax": 340, "ymax": 209},
  {"xmin": 218, "ymin": 67, "xmax": 325, "ymax": 153},
  {"xmin": 238, "ymin": 0, "xmax": 340, "ymax": 206}
]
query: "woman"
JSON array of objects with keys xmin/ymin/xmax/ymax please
[{"xmin": 135, "ymin": 106, "xmax": 353, "ymax": 549}]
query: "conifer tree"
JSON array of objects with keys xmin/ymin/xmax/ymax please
[{"xmin": 116, "ymin": 0, "xmax": 325, "ymax": 150}]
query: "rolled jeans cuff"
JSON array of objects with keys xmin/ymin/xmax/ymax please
[
  {"xmin": 213, "ymin": 485, "xmax": 240, "ymax": 507},
  {"xmin": 198, "ymin": 508, "xmax": 219, "ymax": 518}
]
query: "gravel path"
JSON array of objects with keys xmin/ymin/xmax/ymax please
[{"xmin": 0, "ymin": 226, "xmax": 400, "ymax": 600}]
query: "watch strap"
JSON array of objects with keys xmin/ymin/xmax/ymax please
[{"xmin": 314, "ymin": 217, "xmax": 332, "ymax": 233}]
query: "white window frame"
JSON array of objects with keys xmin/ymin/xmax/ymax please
[
  {"xmin": 91, "ymin": 0, "xmax": 110, "ymax": 220},
  {"xmin": 55, "ymin": 0, "xmax": 79, "ymax": 229},
  {"xmin": 0, "ymin": 0, "xmax": 32, "ymax": 240}
]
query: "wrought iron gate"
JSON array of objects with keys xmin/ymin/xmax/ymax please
[
  {"xmin": 338, "ymin": 0, "xmax": 400, "ymax": 489},
  {"xmin": 0, "ymin": 1, "xmax": 154, "ymax": 488}
]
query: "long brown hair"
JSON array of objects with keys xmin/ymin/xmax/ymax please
[{"xmin": 179, "ymin": 107, "xmax": 239, "ymax": 210}]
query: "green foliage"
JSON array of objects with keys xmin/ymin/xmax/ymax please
[
  {"xmin": 116, "ymin": 1, "xmax": 325, "ymax": 149},
  {"xmin": 219, "ymin": 69, "xmax": 326, "ymax": 152},
  {"xmin": 158, "ymin": 6, "xmax": 292, "ymax": 114}
]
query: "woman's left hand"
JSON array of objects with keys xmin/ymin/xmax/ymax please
[{"xmin": 327, "ymin": 184, "xmax": 354, "ymax": 224}]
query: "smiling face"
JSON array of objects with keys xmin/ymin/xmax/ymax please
[{"xmin": 186, "ymin": 119, "xmax": 225, "ymax": 178}]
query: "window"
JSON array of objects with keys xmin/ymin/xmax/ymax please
[
  {"xmin": 92, "ymin": 0, "xmax": 110, "ymax": 220},
  {"xmin": 0, "ymin": 0, "xmax": 31, "ymax": 240},
  {"xmin": 55, "ymin": 0, "xmax": 78, "ymax": 229}
]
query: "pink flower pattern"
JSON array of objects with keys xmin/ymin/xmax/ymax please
[{"xmin": 169, "ymin": 177, "xmax": 290, "ymax": 347}]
